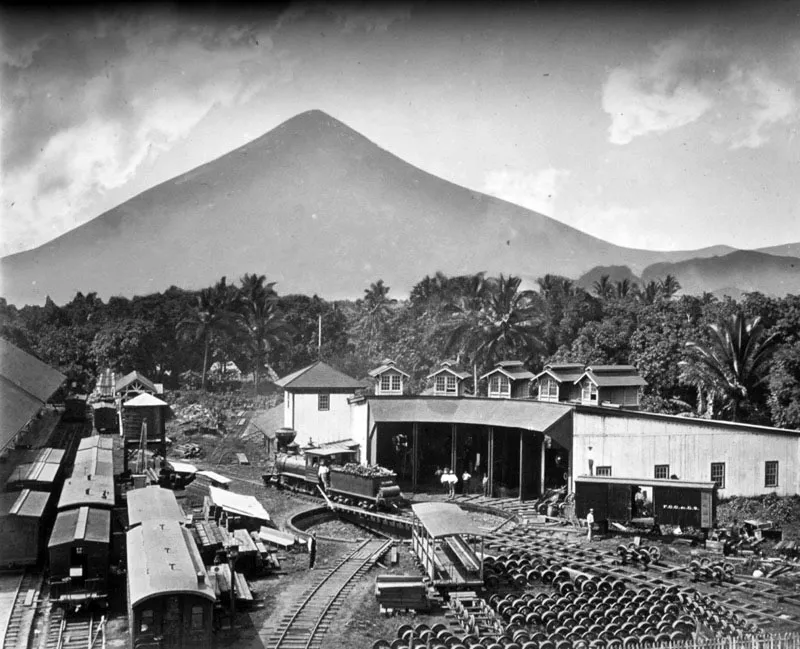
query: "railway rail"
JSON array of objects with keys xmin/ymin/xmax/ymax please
[
  {"xmin": 486, "ymin": 527, "xmax": 800, "ymax": 629},
  {"xmin": 45, "ymin": 610, "xmax": 101, "ymax": 649},
  {"xmin": 262, "ymin": 538, "xmax": 392, "ymax": 649},
  {"xmin": 2, "ymin": 571, "xmax": 43, "ymax": 649}
]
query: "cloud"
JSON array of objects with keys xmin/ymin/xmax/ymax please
[
  {"xmin": 602, "ymin": 33, "xmax": 799, "ymax": 148},
  {"xmin": 276, "ymin": 1, "xmax": 413, "ymax": 34},
  {"xmin": 0, "ymin": 8, "xmax": 296, "ymax": 255},
  {"xmin": 483, "ymin": 167, "xmax": 571, "ymax": 216}
]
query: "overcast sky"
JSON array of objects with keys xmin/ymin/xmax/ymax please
[{"xmin": 2, "ymin": 0, "xmax": 799, "ymax": 257}]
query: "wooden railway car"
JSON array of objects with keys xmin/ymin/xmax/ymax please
[
  {"xmin": 63, "ymin": 394, "xmax": 89, "ymax": 422},
  {"xmin": 127, "ymin": 519, "xmax": 215, "ymax": 649},
  {"xmin": 269, "ymin": 444, "xmax": 403, "ymax": 509},
  {"xmin": 574, "ymin": 475, "xmax": 717, "ymax": 535},
  {"xmin": 48, "ymin": 506, "xmax": 111, "ymax": 604},
  {"xmin": 0, "ymin": 489, "xmax": 52, "ymax": 567}
]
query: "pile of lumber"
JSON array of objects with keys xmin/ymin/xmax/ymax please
[
  {"xmin": 775, "ymin": 540, "xmax": 799, "ymax": 560},
  {"xmin": 375, "ymin": 575, "xmax": 431, "ymax": 613}
]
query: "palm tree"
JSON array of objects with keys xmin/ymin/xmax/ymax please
[
  {"xmin": 680, "ymin": 312, "xmax": 778, "ymax": 421},
  {"xmin": 359, "ymin": 280, "xmax": 397, "ymax": 355},
  {"xmin": 592, "ymin": 274, "xmax": 614, "ymax": 300},
  {"xmin": 237, "ymin": 275, "xmax": 292, "ymax": 391},
  {"xmin": 443, "ymin": 274, "xmax": 542, "ymax": 369},
  {"xmin": 659, "ymin": 274, "xmax": 682, "ymax": 299},
  {"xmin": 639, "ymin": 281, "xmax": 661, "ymax": 305},
  {"xmin": 177, "ymin": 276, "xmax": 236, "ymax": 390},
  {"xmin": 615, "ymin": 278, "xmax": 636, "ymax": 299}
]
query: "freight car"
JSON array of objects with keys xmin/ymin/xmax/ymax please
[
  {"xmin": 574, "ymin": 475, "xmax": 717, "ymax": 537},
  {"xmin": 267, "ymin": 445, "xmax": 403, "ymax": 509}
]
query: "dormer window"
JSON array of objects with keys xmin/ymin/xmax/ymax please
[
  {"xmin": 435, "ymin": 374, "xmax": 457, "ymax": 394},
  {"xmin": 489, "ymin": 375, "xmax": 510, "ymax": 397},
  {"xmin": 539, "ymin": 377, "xmax": 559, "ymax": 401},
  {"xmin": 581, "ymin": 381, "xmax": 598, "ymax": 403},
  {"xmin": 380, "ymin": 374, "xmax": 402, "ymax": 393}
]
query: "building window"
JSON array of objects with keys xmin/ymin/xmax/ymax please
[
  {"xmin": 318, "ymin": 394, "xmax": 329, "ymax": 411},
  {"xmin": 538, "ymin": 377, "xmax": 559, "ymax": 401},
  {"xmin": 654, "ymin": 464, "xmax": 670, "ymax": 480},
  {"xmin": 711, "ymin": 462, "xmax": 726, "ymax": 489},
  {"xmin": 380, "ymin": 375, "xmax": 391, "ymax": 392},
  {"xmin": 446, "ymin": 375, "xmax": 457, "ymax": 393},
  {"xmin": 436, "ymin": 375, "xmax": 446, "ymax": 392},
  {"xmin": 391, "ymin": 374, "xmax": 401, "ymax": 391},
  {"xmin": 765, "ymin": 461, "xmax": 779, "ymax": 488},
  {"xmin": 490, "ymin": 375, "xmax": 510, "ymax": 396},
  {"xmin": 191, "ymin": 605, "xmax": 204, "ymax": 630},
  {"xmin": 140, "ymin": 610, "xmax": 154, "ymax": 634},
  {"xmin": 581, "ymin": 381, "xmax": 598, "ymax": 403},
  {"xmin": 596, "ymin": 466, "xmax": 612, "ymax": 477}
]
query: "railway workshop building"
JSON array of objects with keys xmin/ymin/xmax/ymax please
[{"xmin": 276, "ymin": 358, "xmax": 800, "ymax": 499}]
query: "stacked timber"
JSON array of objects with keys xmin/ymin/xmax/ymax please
[
  {"xmin": 205, "ymin": 563, "xmax": 253, "ymax": 603},
  {"xmin": 375, "ymin": 575, "xmax": 431, "ymax": 613},
  {"xmin": 194, "ymin": 520, "xmax": 228, "ymax": 563}
]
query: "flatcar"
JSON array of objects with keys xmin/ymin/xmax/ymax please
[{"xmin": 267, "ymin": 445, "xmax": 403, "ymax": 510}]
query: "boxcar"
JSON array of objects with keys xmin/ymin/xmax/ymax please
[
  {"xmin": 574, "ymin": 475, "xmax": 717, "ymax": 533},
  {"xmin": 0, "ymin": 489, "xmax": 52, "ymax": 567}
]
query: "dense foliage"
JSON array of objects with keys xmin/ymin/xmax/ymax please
[{"xmin": 1, "ymin": 272, "xmax": 798, "ymax": 429}]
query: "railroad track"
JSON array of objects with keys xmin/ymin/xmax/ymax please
[
  {"xmin": 45, "ymin": 610, "xmax": 99, "ymax": 649},
  {"xmin": 2, "ymin": 571, "xmax": 43, "ymax": 649},
  {"xmin": 487, "ymin": 527, "xmax": 800, "ymax": 629},
  {"xmin": 262, "ymin": 538, "xmax": 392, "ymax": 649}
]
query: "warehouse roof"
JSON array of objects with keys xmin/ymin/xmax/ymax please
[
  {"xmin": 412, "ymin": 502, "xmax": 486, "ymax": 538},
  {"xmin": 72, "ymin": 445, "xmax": 114, "ymax": 478},
  {"xmin": 127, "ymin": 519, "xmax": 215, "ymax": 607},
  {"xmin": 19, "ymin": 447, "xmax": 65, "ymax": 465},
  {"xmin": 0, "ymin": 339, "xmax": 65, "ymax": 451},
  {"xmin": 78, "ymin": 435, "xmax": 114, "ymax": 452},
  {"xmin": 0, "ymin": 489, "xmax": 50, "ymax": 518},
  {"xmin": 49, "ymin": 507, "xmax": 110, "ymax": 547},
  {"xmin": 275, "ymin": 360, "xmax": 366, "ymax": 391},
  {"xmin": 367, "ymin": 397, "xmax": 572, "ymax": 434},
  {"xmin": 208, "ymin": 486, "xmax": 270, "ymax": 522},
  {"xmin": 127, "ymin": 486, "xmax": 185, "ymax": 527}
]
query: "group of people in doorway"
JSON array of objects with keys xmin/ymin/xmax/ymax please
[{"xmin": 436, "ymin": 467, "xmax": 491, "ymax": 499}]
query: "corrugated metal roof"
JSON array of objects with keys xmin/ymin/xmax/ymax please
[
  {"xmin": 48, "ymin": 507, "xmax": 110, "ymax": 546},
  {"xmin": 575, "ymin": 475, "xmax": 716, "ymax": 490},
  {"xmin": 587, "ymin": 365, "xmax": 638, "ymax": 373},
  {"xmin": 127, "ymin": 519, "xmax": 215, "ymax": 607},
  {"xmin": 412, "ymin": 502, "xmax": 487, "ymax": 538},
  {"xmin": 533, "ymin": 364, "xmax": 586, "ymax": 384},
  {"xmin": 0, "ymin": 377, "xmax": 49, "ymax": 452},
  {"xmin": 426, "ymin": 363, "xmax": 471, "ymax": 380},
  {"xmin": 208, "ymin": 486, "xmax": 270, "ymax": 521},
  {"xmin": 114, "ymin": 371, "xmax": 157, "ymax": 394},
  {"xmin": 275, "ymin": 361, "xmax": 366, "ymax": 390},
  {"xmin": 127, "ymin": 486, "xmax": 185, "ymax": 526},
  {"xmin": 0, "ymin": 338, "xmax": 66, "ymax": 402},
  {"xmin": 368, "ymin": 361, "xmax": 410, "ymax": 378},
  {"xmin": 123, "ymin": 393, "xmax": 168, "ymax": 408},
  {"xmin": 368, "ymin": 397, "xmax": 573, "ymax": 434},
  {"xmin": 58, "ymin": 472, "xmax": 115, "ymax": 510},
  {"xmin": 0, "ymin": 489, "xmax": 50, "ymax": 518},
  {"xmin": 480, "ymin": 366, "xmax": 535, "ymax": 381}
]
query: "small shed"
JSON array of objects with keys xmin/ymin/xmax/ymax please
[
  {"xmin": 533, "ymin": 364, "xmax": 585, "ymax": 403},
  {"xmin": 205, "ymin": 486, "xmax": 270, "ymax": 532},
  {"xmin": 426, "ymin": 361, "xmax": 471, "ymax": 397},
  {"xmin": 369, "ymin": 359, "xmax": 409, "ymax": 396},
  {"xmin": 574, "ymin": 365, "xmax": 647, "ymax": 409},
  {"xmin": 480, "ymin": 360, "xmax": 535, "ymax": 399},
  {"xmin": 410, "ymin": 502, "xmax": 485, "ymax": 588},
  {"xmin": 48, "ymin": 506, "xmax": 111, "ymax": 595},
  {"xmin": 127, "ymin": 486, "xmax": 185, "ymax": 527},
  {"xmin": 126, "ymin": 519, "xmax": 215, "ymax": 649},
  {"xmin": 122, "ymin": 393, "xmax": 168, "ymax": 442},
  {"xmin": 0, "ymin": 489, "xmax": 52, "ymax": 567},
  {"xmin": 115, "ymin": 370, "xmax": 161, "ymax": 402}
]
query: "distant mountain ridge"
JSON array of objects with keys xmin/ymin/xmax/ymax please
[{"xmin": 1, "ymin": 109, "xmax": 797, "ymax": 305}]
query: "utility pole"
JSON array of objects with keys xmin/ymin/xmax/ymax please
[{"xmin": 318, "ymin": 314, "xmax": 322, "ymax": 358}]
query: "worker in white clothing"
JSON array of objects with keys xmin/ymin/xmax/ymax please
[{"xmin": 586, "ymin": 508, "xmax": 595, "ymax": 542}]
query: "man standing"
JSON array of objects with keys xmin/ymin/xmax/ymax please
[
  {"xmin": 318, "ymin": 461, "xmax": 330, "ymax": 492},
  {"xmin": 482, "ymin": 474, "xmax": 489, "ymax": 497},
  {"xmin": 462, "ymin": 469, "xmax": 472, "ymax": 496},
  {"xmin": 441, "ymin": 468, "xmax": 450, "ymax": 496},
  {"xmin": 308, "ymin": 532, "xmax": 317, "ymax": 569},
  {"xmin": 586, "ymin": 509, "xmax": 595, "ymax": 542}
]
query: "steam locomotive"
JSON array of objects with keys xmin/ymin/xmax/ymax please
[{"xmin": 267, "ymin": 444, "xmax": 404, "ymax": 510}]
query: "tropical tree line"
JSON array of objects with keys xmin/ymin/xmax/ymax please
[{"xmin": 1, "ymin": 271, "xmax": 799, "ymax": 429}]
